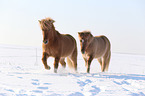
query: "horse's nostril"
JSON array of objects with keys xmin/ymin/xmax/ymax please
[
  {"xmin": 81, "ymin": 49, "xmax": 85, "ymax": 54},
  {"xmin": 43, "ymin": 40, "xmax": 48, "ymax": 44}
]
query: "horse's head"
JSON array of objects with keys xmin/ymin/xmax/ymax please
[
  {"xmin": 39, "ymin": 17, "xmax": 55, "ymax": 44},
  {"xmin": 78, "ymin": 31, "xmax": 93, "ymax": 54}
]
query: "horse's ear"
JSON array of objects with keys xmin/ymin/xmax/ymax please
[
  {"xmin": 50, "ymin": 19, "xmax": 55, "ymax": 23},
  {"xmin": 38, "ymin": 20, "xmax": 41, "ymax": 23},
  {"xmin": 88, "ymin": 32, "xmax": 93, "ymax": 37},
  {"xmin": 78, "ymin": 32, "xmax": 81, "ymax": 35}
]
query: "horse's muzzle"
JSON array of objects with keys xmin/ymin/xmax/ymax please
[
  {"xmin": 81, "ymin": 49, "xmax": 85, "ymax": 54},
  {"xmin": 43, "ymin": 40, "xmax": 48, "ymax": 44}
]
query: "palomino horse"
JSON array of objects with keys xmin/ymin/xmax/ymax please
[
  {"xmin": 78, "ymin": 31, "xmax": 111, "ymax": 73},
  {"xmin": 39, "ymin": 17, "xmax": 77, "ymax": 73}
]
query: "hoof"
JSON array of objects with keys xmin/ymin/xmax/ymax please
[
  {"xmin": 54, "ymin": 69, "xmax": 57, "ymax": 73},
  {"xmin": 45, "ymin": 66, "xmax": 51, "ymax": 70},
  {"xmin": 87, "ymin": 70, "xmax": 90, "ymax": 73}
]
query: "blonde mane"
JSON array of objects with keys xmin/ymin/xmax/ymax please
[
  {"xmin": 39, "ymin": 17, "xmax": 55, "ymax": 30},
  {"xmin": 42, "ymin": 17, "xmax": 55, "ymax": 23},
  {"xmin": 81, "ymin": 30, "xmax": 91, "ymax": 33}
]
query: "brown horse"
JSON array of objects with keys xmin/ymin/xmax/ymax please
[
  {"xmin": 78, "ymin": 31, "xmax": 111, "ymax": 73},
  {"xmin": 39, "ymin": 17, "xmax": 77, "ymax": 73}
]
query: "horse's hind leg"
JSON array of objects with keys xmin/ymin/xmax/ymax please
[
  {"xmin": 97, "ymin": 58, "xmax": 102, "ymax": 67},
  {"xmin": 84, "ymin": 58, "xmax": 87, "ymax": 67},
  {"xmin": 54, "ymin": 57, "xmax": 60, "ymax": 73},
  {"xmin": 42, "ymin": 52, "xmax": 50, "ymax": 70},
  {"xmin": 59, "ymin": 58, "xmax": 66, "ymax": 68}
]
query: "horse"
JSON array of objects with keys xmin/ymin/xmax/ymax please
[
  {"xmin": 78, "ymin": 31, "xmax": 111, "ymax": 73},
  {"xmin": 38, "ymin": 17, "xmax": 78, "ymax": 73}
]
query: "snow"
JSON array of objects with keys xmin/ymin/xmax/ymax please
[{"xmin": 0, "ymin": 44, "xmax": 145, "ymax": 96}]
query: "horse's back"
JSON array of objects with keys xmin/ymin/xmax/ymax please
[
  {"xmin": 62, "ymin": 34, "xmax": 76, "ymax": 46},
  {"xmin": 94, "ymin": 35, "xmax": 111, "ymax": 58},
  {"xmin": 99, "ymin": 35, "xmax": 110, "ymax": 46},
  {"xmin": 64, "ymin": 34, "xmax": 76, "ymax": 41},
  {"xmin": 100, "ymin": 35, "xmax": 111, "ymax": 50},
  {"xmin": 95, "ymin": 35, "xmax": 110, "ymax": 46},
  {"xmin": 60, "ymin": 34, "xmax": 77, "ymax": 57}
]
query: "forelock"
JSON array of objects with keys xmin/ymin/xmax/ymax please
[
  {"xmin": 41, "ymin": 17, "xmax": 55, "ymax": 24},
  {"xmin": 82, "ymin": 30, "xmax": 91, "ymax": 34},
  {"xmin": 39, "ymin": 17, "xmax": 55, "ymax": 30}
]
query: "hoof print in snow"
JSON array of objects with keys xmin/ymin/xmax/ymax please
[
  {"xmin": 31, "ymin": 90, "xmax": 43, "ymax": 93},
  {"xmin": 31, "ymin": 79, "xmax": 40, "ymax": 85},
  {"xmin": 68, "ymin": 92, "xmax": 84, "ymax": 96},
  {"xmin": 89, "ymin": 86, "xmax": 100, "ymax": 95},
  {"xmin": 37, "ymin": 87, "xmax": 48, "ymax": 90}
]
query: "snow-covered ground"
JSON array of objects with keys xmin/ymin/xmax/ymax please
[{"xmin": 0, "ymin": 44, "xmax": 145, "ymax": 96}]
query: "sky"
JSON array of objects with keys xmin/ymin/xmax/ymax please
[{"xmin": 0, "ymin": 0, "xmax": 145, "ymax": 55}]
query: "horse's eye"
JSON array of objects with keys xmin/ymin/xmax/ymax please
[
  {"xmin": 44, "ymin": 22, "xmax": 48, "ymax": 26},
  {"xmin": 80, "ymin": 39, "xmax": 84, "ymax": 43},
  {"xmin": 42, "ymin": 29, "xmax": 45, "ymax": 31}
]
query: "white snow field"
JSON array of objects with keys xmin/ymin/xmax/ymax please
[{"xmin": 0, "ymin": 44, "xmax": 145, "ymax": 96}]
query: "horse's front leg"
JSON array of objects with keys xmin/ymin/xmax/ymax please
[
  {"xmin": 54, "ymin": 57, "xmax": 60, "ymax": 73},
  {"xmin": 86, "ymin": 56, "xmax": 93, "ymax": 73},
  {"xmin": 83, "ymin": 57, "xmax": 87, "ymax": 67},
  {"xmin": 42, "ymin": 52, "xmax": 50, "ymax": 70}
]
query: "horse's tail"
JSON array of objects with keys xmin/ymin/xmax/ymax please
[
  {"xmin": 67, "ymin": 57, "xmax": 74, "ymax": 69},
  {"xmin": 105, "ymin": 50, "xmax": 111, "ymax": 71},
  {"xmin": 101, "ymin": 36, "xmax": 111, "ymax": 71}
]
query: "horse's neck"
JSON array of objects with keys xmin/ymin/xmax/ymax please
[
  {"xmin": 52, "ymin": 25, "xmax": 60, "ymax": 36},
  {"xmin": 88, "ymin": 37, "xmax": 94, "ymax": 45},
  {"xmin": 49, "ymin": 25, "xmax": 60, "ymax": 42}
]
